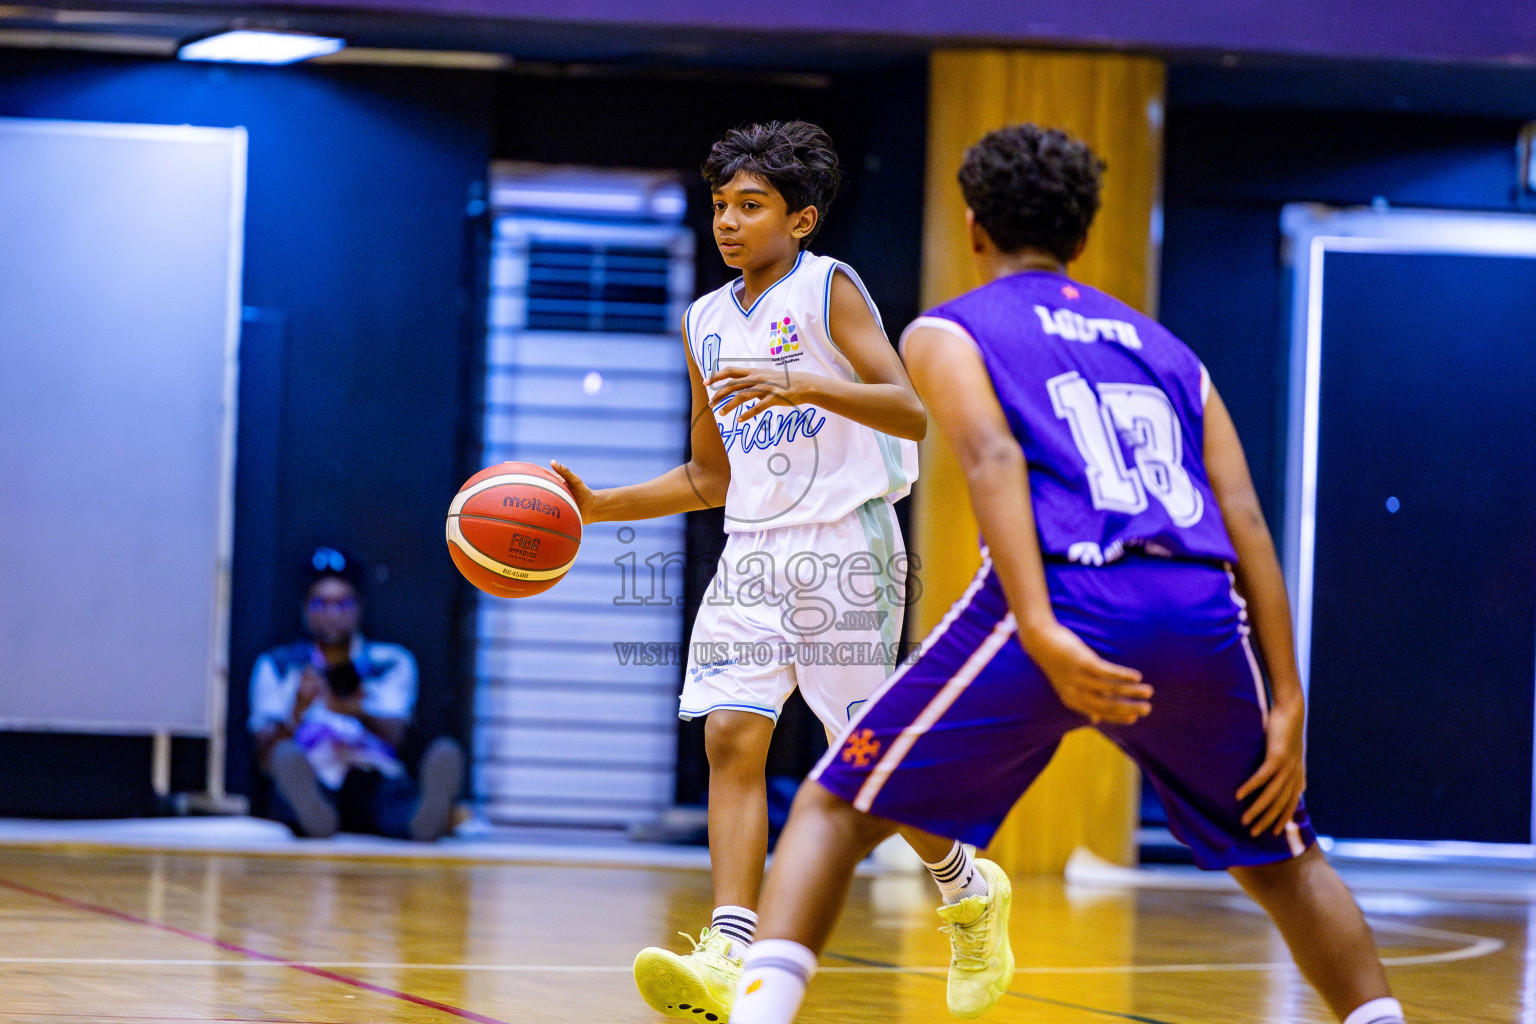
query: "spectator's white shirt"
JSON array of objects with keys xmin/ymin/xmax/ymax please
[
  {"xmin": 248, "ymin": 636, "xmax": 417, "ymax": 789},
  {"xmin": 247, "ymin": 635, "xmax": 417, "ymax": 732}
]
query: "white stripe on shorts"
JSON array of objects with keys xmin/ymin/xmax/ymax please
[
  {"xmin": 851, "ymin": 613, "xmax": 1018, "ymax": 813},
  {"xmin": 1285, "ymin": 820, "xmax": 1306, "ymax": 857},
  {"xmin": 1225, "ymin": 569, "xmax": 1270, "ymax": 729},
  {"xmin": 1228, "ymin": 566, "xmax": 1308, "ymax": 850},
  {"xmin": 1239, "ymin": 631, "xmax": 1269, "ymax": 729}
]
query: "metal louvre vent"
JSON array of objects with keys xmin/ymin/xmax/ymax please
[
  {"xmin": 526, "ymin": 241, "xmax": 672, "ymax": 333},
  {"xmin": 473, "ymin": 164, "xmax": 694, "ymax": 829}
]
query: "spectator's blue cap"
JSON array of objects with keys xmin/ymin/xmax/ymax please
[{"xmin": 307, "ymin": 546, "xmax": 361, "ymax": 590}]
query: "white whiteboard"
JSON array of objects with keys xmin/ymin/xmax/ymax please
[{"xmin": 0, "ymin": 118, "xmax": 246, "ymax": 735}]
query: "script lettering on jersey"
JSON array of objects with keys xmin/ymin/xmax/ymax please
[
  {"xmin": 502, "ymin": 494, "xmax": 561, "ymax": 518},
  {"xmin": 1034, "ymin": 305, "xmax": 1143, "ymax": 349},
  {"xmin": 719, "ymin": 406, "xmax": 827, "ymax": 453}
]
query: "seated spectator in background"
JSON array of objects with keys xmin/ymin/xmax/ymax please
[{"xmin": 249, "ymin": 547, "xmax": 463, "ymax": 841}]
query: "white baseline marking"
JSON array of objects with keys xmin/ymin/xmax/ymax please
[{"xmin": 0, "ymin": 925, "xmax": 1501, "ymax": 973}]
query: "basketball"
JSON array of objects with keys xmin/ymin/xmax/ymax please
[{"xmin": 446, "ymin": 461, "xmax": 582, "ymax": 598}]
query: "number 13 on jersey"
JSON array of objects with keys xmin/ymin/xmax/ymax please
[{"xmin": 1047, "ymin": 370, "xmax": 1204, "ymax": 527}]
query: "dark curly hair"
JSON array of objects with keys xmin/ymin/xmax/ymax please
[
  {"xmin": 703, "ymin": 121, "xmax": 841, "ymax": 247},
  {"xmin": 958, "ymin": 124, "xmax": 1105, "ymax": 263}
]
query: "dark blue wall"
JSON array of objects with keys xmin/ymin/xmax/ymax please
[
  {"xmin": 0, "ymin": 51, "xmax": 492, "ymax": 813},
  {"xmin": 1160, "ymin": 79, "xmax": 1533, "ymax": 526},
  {"xmin": 154, "ymin": 0, "xmax": 1536, "ymax": 66},
  {"xmin": 1159, "ymin": 71, "xmax": 1536, "ymax": 842},
  {"xmin": 486, "ymin": 67, "xmax": 926, "ymax": 330}
]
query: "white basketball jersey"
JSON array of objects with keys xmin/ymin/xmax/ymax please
[{"xmin": 685, "ymin": 251, "xmax": 919, "ymax": 533}]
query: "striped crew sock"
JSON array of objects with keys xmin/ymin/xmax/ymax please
[
  {"xmin": 923, "ymin": 841, "xmax": 989, "ymax": 905},
  {"xmin": 711, "ymin": 905, "xmax": 757, "ymax": 958},
  {"xmin": 731, "ymin": 938, "xmax": 817, "ymax": 1024},
  {"xmin": 1342, "ymin": 997, "xmax": 1406, "ymax": 1024}
]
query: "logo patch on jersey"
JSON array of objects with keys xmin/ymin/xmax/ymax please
[
  {"xmin": 1034, "ymin": 305, "xmax": 1143, "ymax": 349},
  {"xmin": 1061, "ymin": 284, "xmax": 1080, "ymax": 299},
  {"xmin": 768, "ymin": 315, "xmax": 802, "ymax": 363},
  {"xmin": 840, "ymin": 728, "xmax": 881, "ymax": 768}
]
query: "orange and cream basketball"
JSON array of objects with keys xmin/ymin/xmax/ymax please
[{"xmin": 446, "ymin": 461, "xmax": 581, "ymax": 598}]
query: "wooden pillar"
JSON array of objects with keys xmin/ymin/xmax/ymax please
[{"xmin": 914, "ymin": 49, "xmax": 1166, "ymax": 875}]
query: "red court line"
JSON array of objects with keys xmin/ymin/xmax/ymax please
[{"xmin": 0, "ymin": 878, "xmax": 512, "ymax": 1024}]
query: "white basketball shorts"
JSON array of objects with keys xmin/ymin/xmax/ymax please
[{"xmin": 680, "ymin": 496, "xmax": 909, "ymax": 732}]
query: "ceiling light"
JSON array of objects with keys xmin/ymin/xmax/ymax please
[{"xmin": 178, "ymin": 30, "xmax": 343, "ymax": 65}]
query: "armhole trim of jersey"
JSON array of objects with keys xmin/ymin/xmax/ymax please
[
  {"xmin": 824, "ymin": 261, "xmax": 885, "ymax": 341},
  {"xmin": 899, "ymin": 315, "xmax": 981, "ymax": 358},
  {"xmin": 682, "ymin": 300, "xmax": 699, "ymax": 370},
  {"xmin": 1199, "ymin": 362, "xmax": 1211, "ymax": 408}
]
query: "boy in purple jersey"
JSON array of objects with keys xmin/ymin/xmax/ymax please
[{"xmin": 729, "ymin": 124, "xmax": 1407, "ymax": 1024}]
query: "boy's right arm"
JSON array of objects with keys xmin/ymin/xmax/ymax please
[
  {"xmin": 552, "ymin": 344, "xmax": 731, "ymax": 523},
  {"xmin": 903, "ymin": 325, "xmax": 1151, "ymax": 725}
]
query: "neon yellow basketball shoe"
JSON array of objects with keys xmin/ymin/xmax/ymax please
[
  {"xmin": 936, "ymin": 858, "xmax": 1014, "ymax": 1018},
  {"xmin": 633, "ymin": 926, "xmax": 741, "ymax": 1022}
]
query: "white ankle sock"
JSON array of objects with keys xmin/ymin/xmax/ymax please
[
  {"xmin": 711, "ymin": 905, "xmax": 757, "ymax": 958},
  {"xmin": 731, "ymin": 939, "xmax": 817, "ymax": 1024},
  {"xmin": 1342, "ymin": 996, "xmax": 1406, "ymax": 1024},
  {"xmin": 923, "ymin": 841, "xmax": 989, "ymax": 904}
]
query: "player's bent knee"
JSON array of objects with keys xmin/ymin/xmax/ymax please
[
  {"xmin": 1228, "ymin": 845, "xmax": 1319, "ymax": 902},
  {"xmin": 793, "ymin": 780, "xmax": 895, "ymax": 849},
  {"xmin": 703, "ymin": 710, "xmax": 775, "ymax": 775},
  {"xmin": 789, "ymin": 778, "xmax": 848, "ymax": 815},
  {"xmin": 264, "ymin": 737, "xmax": 306, "ymax": 775}
]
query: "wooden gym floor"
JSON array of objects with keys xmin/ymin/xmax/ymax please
[{"xmin": 0, "ymin": 843, "xmax": 1525, "ymax": 1024}]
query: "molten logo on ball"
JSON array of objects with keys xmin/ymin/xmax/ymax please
[{"xmin": 502, "ymin": 494, "xmax": 563, "ymax": 518}]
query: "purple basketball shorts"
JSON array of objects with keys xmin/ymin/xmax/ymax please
[{"xmin": 811, "ymin": 557, "xmax": 1315, "ymax": 870}]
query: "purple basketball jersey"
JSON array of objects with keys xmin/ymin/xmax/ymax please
[
  {"xmin": 915, "ymin": 271, "xmax": 1237, "ymax": 567},
  {"xmin": 813, "ymin": 273, "xmax": 1313, "ymax": 869}
]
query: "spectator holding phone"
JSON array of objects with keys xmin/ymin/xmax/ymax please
[{"xmin": 248, "ymin": 547, "xmax": 463, "ymax": 840}]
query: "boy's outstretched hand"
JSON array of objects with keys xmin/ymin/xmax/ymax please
[
  {"xmin": 1236, "ymin": 701, "xmax": 1306, "ymax": 836},
  {"xmin": 549, "ymin": 460, "xmax": 601, "ymax": 522},
  {"xmin": 1020, "ymin": 620, "xmax": 1153, "ymax": 726}
]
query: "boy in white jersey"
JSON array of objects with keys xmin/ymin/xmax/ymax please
[{"xmin": 554, "ymin": 121, "xmax": 1012, "ymax": 1022}]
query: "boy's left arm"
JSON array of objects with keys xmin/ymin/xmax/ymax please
[
  {"xmin": 709, "ymin": 271, "xmax": 927, "ymax": 441},
  {"xmin": 1203, "ymin": 384, "xmax": 1308, "ymax": 837}
]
